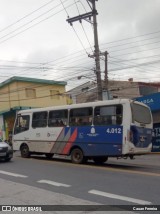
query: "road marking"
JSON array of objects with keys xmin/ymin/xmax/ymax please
[
  {"xmin": 88, "ymin": 190, "xmax": 152, "ymax": 205},
  {"xmin": 37, "ymin": 180, "xmax": 71, "ymax": 187},
  {"xmin": 0, "ymin": 170, "xmax": 28, "ymax": 178}
]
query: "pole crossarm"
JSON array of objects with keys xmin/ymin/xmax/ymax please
[
  {"xmin": 66, "ymin": 0, "xmax": 102, "ymax": 100},
  {"xmin": 66, "ymin": 12, "xmax": 97, "ymax": 25},
  {"xmin": 88, "ymin": 0, "xmax": 98, "ymax": 2}
]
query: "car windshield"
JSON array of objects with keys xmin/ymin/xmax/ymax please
[{"xmin": 131, "ymin": 102, "xmax": 151, "ymax": 124}]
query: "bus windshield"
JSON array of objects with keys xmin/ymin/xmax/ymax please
[{"xmin": 131, "ymin": 102, "xmax": 151, "ymax": 124}]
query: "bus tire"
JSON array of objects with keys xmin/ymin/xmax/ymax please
[
  {"xmin": 5, "ymin": 157, "xmax": 12, "ymax": 162},
  {"xmin": 20, "ymin": 144, "xmax": 30, "ymax": 158},
  {"xmin": 71, "ymin": 148, "xmax": 85, "ymax": 164},
  {"xmin": 45, "ymin": 154, "xmax": 54, "ymax": 159},
  {"xmin": 93, "ymin": 156, "xmax": 108, "ymax": 164}
]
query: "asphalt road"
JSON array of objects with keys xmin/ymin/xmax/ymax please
[{"xmin": 0, "ymin": 152, "xmax": 160, "ymax": 213}]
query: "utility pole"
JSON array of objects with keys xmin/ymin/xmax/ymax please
[
  {"xmin": 100, "ymin": 51, "xmax": 109, "ymax": 100},
  {"xmin": 104, "ymin": 51, "xmax": 108, "ymax": 90},
  {"xmin": 90, "ymin": 0, "xmax": 102, "ymax": 100},
  {"xmin": 67, "ymin": 0, "xmax": 102, "ymax": 100}
]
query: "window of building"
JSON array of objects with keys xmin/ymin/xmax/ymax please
[
  {"xmin": 69, "ymin": 107, "xmax": 93, "ymax": 126},
  {"xmin": 32, "ymin": 111, "xmax": 48, "ymax": 128},
  {"xmin": 50, "ymin": 90, "xmax": 60, "ymax": 99},
  {"xmin": 25, "ymin": 88, "xmax": 36, "ymax": 98},
  {"xmin": 48, "ymin": 110, "xmax": 68, "ymax": 127},
  {"xmin": 94, "ymin": 105, "xmax": 122, "ymax": 125},
  {"xmin": 14, "ymin": 115, "xmax": 30, "ymax": 134}
]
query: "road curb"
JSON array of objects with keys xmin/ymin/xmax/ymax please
[{"xmin": 149, "ymin": 152, "xmax": 160, "ymax": 155}]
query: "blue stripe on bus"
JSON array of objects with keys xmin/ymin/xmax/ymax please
[{"xmin": 63, "ymin": 125, "xmax": 123, "ymax": 156}]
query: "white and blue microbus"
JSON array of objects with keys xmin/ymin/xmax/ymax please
[{"xmin": 12, "ymin": 99, "xmax": 153, "ymax": 164}]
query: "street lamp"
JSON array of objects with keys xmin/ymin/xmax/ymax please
[{"xmin": 77, "ymin": 75, "xmax": 97, "ymax": 83}]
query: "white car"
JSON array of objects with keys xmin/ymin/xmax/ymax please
[{"xmin": 0, "ymin": 139, "xmax": 13, "ymax": 162}]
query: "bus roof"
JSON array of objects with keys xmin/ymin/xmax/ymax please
[{"xmin": 16, "ymin": 99, "xmax": 144, "ymax": 115}]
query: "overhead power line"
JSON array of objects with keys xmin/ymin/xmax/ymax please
[
  {"xmin": 0, "ymin": 28, "xmax": 160, "ymax": 66},
  {"xmin": 0, "ymin": 0, "xmax": 74, "ymax": 45},
  {"xmin": 60, "ymin": 0, "xmax": 90, "ymax": 55},
  {"xmin": 0, "ymin": 21, "xmax": 160, "ymax": 85},
  {"xmin": 0, "ymin": 0, "xmax": 57, "ymax": 33}
]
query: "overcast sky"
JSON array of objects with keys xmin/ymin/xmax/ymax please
[{"xmin": 0, "ymin": 0, "xmax": 160, "ymax": 90}]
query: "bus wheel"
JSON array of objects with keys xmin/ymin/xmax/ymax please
[
  {"xmin": 5, "ymin": 157, "xmax": 11, "ymax": 162},
  {"xmin": 20, "ymin": 144, "xmax": 30, "ymax": 158},
  {"xmin": 45, "ymin": 154, "xmax": 53, "ymax": 159},
  {"xmin": 71, "ymin": 148, "xmax": 84, "ymax": 164},
  {"xmin": 93, "ymin": 156, "xmax": 108, "ymax": 164}
]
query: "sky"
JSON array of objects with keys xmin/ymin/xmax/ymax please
[{"xmin": 0, "ymin": 0, "xmax": 160, "ymax": 90}]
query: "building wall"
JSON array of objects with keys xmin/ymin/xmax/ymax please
[
  {"xmin": 76, "ymin": 87, "xmax": 97, "ymax": 103},
  {"xmin": 108, "ymin": 80, "xmax": 140, "ymax": 99},
  {"xmin": 66, "ymin": 81, "xmax": 96, "ymax": 104},
  {"xmin": 0, "ymin": 84, "xmax": 12, "ymax": 110},
  {"xmin": 75, "ymin": 80, "xmax": 140, "ymax": 103},
  {"xmin": 0, "ymin": 80, "xmax": 68, "ymax": 112},
  {"xmin": 0, "ymin": 115, "xmax": 5, "ymax": 140},
  {"xmin": 68, "ymin": 80, "xmax": 160, "ymax": 104},
  {"xmin": 0, "ymin": 78, "xmax": 69, "ymax": 141}
]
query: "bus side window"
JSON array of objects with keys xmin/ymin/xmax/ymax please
[
  {"xmin": 32, "ymin": 111, "xmax": 47, "ymax": 128},
  {"xmin": 94, "ymin": 107, "xmax": 104, "ymax": 125},
  {"xmin": 94, "ymin": 105, "xmax": 122, "ymax": 125},
  {"xmin": 69, "ymin": 107, "xmax": 93, "ymax": 126},
  {"xmin": 48, "ymin": 110, "xmax": 68, "ymax": 127},
  {"xmin": 94, "ymin": 115, "xmax": 103, "ymax": 125},
  {"xmin": 116, "ymin": 106, "xmax": 122, "ymax": 125},
  {"xmin": 14, "ymin": 115, "xmax": 30, "ymax": 134},
  {"xmin": 70, "ymin": 117, "xmax": 77, "ymax": 126}
]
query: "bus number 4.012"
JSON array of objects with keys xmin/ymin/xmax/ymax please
[{"xmin": 106, "ymin": 128, "xmax": 122, "ymax": 134}]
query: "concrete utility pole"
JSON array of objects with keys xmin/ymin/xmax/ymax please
[
  {"xmin": 90, "ymin": 0, "xmax": 102, "ymax": 100},
  {"xmin": 67, "ymin": 0, "xmax": 102, "ymax": 100},
  {"xmin": 104, "ymin": 51, "xmax": 108, "ymax": 90},
  {"xmin": 100, "ymin": 51, "xmax": 109, "ymax": 100}
]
